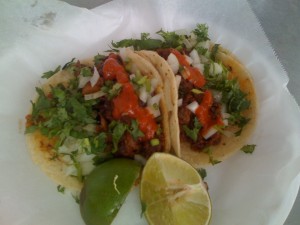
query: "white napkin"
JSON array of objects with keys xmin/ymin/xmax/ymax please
[{"xmin": 1, "ymin": 0, "xmax": 300, "ymax": 225}]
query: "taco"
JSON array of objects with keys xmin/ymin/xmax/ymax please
[
  {"xmin": 25, "ymin": 48, "xmax": 170, "ymax": 192},
  {"xmin": 112, "ymin": 24, "xmax": 257, "ymax": 167}
]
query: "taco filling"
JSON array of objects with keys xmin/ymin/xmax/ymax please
[
  {"xmin": 112, "ymin": 24, "xmax": 256, "ymax": 163},
  {"xmin": 25, "ymin": 51, "xmax": 166, "ymax": 186}
]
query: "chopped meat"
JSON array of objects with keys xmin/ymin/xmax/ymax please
[
  {"xmin": 190, "ymin": 132, "xmax": 222, "ymax": 151},
  {"xmin": 117, "ymin": 132, "xmax": 140, "ymax": 157},
  {"xmin": 178, "ymin": 106, "xmax": 192, "ymax": 125}
]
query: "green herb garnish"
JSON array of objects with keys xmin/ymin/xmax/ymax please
[{"xmin": 240, "ymin": 144, "xmax": 256, "ymax": 154}]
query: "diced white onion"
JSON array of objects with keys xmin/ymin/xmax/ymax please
[
  {"xmin": 185, "ymin": 55, "xmax": 193, "ymax": 65},
  {"xmin": 193, "ymin": 63, "xmax": 204, "ymax": 74},
  {"xmin": 167, "ymin": 53, "xmax": 180, "ymax": 74},
  {"xmin": 147, "ymin": 94, "xmax": 161, "ymax": 118},
  {"xmin": 147, "ymin": 106, "xmax": 160, "ymax": 118},
  {"xmin": 90, "ymin": 66, "xmax": 100, "ymax": 87},
  {"xmin": 203, "ymin": 127, "xmax": 218, "ymax": 140},
  {"xmin": 186, "ymin": 101, "xmax": 199, "ymax": 114},
  {"xmin": 129, "ymin": 74, "xmax": 136, "ymax": 80},
  {"xmin": 119, "ymin": 47, "xmax": 128, "ymax": 62},
  {"xmin": 139, "ymin": 86, "xmax": 149, "ymax": 103},
  {"xmin": 134, "ymin": 154, "xmax": 147, "ymax": 165},
  {"xmin": 190, "ymin": 49, "xmax": 201, "ymax": 65},
  {"xmin": 84, "ymin": 90, "xmax": 106, "ymax": 100},
  {"xmin": 209, "ymin": 62, "xmax": 223, "ymax": 75},
  {"xmin": 178, "ymin": 98, "xmax": 183, "ymax": 107},
  {"xmin": 183, "ymin": 39, "xmax": 193, "ymax": 49},
  {"xmin": 77, "ymin": 153, "xmax": 95, "ymax": 163},
  {"xmin": 189, "ymin": 33, "xmax": 197, "ymax": 46},
  {"xmin": 81, "ymin": 162, "xmax": 95, "ymax": 176},
  {"xmin": 64, "ymin": 165, "xmax": 77, "ymax": 176},
  {"xmin": 222, "ymin": 112, "xmax": 230, "ymax": 127},
  {"xmin": 211, "ymin": 90, "xmax": 222, "ymax": 102},
  {"xmin": 197, "ymin": 40, "xmax": 210, "ymax": 49},
  {"xmin": 78, "ymin": 75, "xmax": 91, "ymax": 88},
  {"xmin": 175, "ymin": 75, "xmax": 182, "ymax": 89},
  {"xmin": 147, "ymin": 94, "xmax": 161, "ymax": 107}
]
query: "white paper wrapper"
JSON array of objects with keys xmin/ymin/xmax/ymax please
[{"xmin": 1, "ymin": 0, "xmax": 300, "ymax": 225}]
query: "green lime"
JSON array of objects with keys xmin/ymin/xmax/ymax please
[
  {"xmin": 80, "ymin": 158, "xmax": 141, "ymax": 225},
  {"xmin": 140, "ymin": 153, "xmax": 211, "ymax": 225}
]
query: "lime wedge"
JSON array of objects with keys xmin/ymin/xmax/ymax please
[
  {"xmin": 80, "ymin": 158, "xmax": 141, "ymax": 225},
  {"xmin": 140, "ymin": 153, "xmax": 211, "ymax": 225}
]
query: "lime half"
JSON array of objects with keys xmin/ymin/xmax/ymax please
[{"xmin": 140, "ymin": 153, "xmax": 211, "ymax": 225}]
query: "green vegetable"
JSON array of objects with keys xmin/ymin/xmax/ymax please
[
  {"xmin": 150, "ymin": 138, "xmax": 160, "ymax": 146},
  {"xmin": 183, "ymin": 117, "xmax": 202, "ymax": 142},
  {"xmin": 80, "ymin": 158, "xmax": 141, "ymax": 225},
  {"xmin": 80, "ymin": 67, "xmax": 93, "ymax": 77},
  {"xmin": 240, "ymin": 144, "xmax": 256, "ymax": 154},
  {"xmin": 191, "ymin": 88, "xmax": 203, "ymax": 94},
  {"xmin": 109, "ymin": 121, "xmax": 128, "ymax": 153},
  {"xmin": 111, "ymin": 32, "xmax": 163, "ymax": 50},
  {"xmin": 42, "ymin": 65, "xmax": 61, "ymax": 79},
  {"xmin": 57, "ymin": 185, "xmax": 65, "ymax": 193},
  {"xmin": 101, "ymin": 81, "xmax": 122, "ymax": 100},
  {"xmin": 128, "ymin": 120, "xmax": 144, "ymax": 140},
  {"xmin": 192, "ymin": 24, "xmax": 210, "ymax": 42},
  {"xmin": 197, "ymin": 168, "xmax": 207, "ymax": 180}
]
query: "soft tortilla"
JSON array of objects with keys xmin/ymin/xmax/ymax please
[
  {"xmin": 25, "ymin": 50, "xmax": 171, "ymax": 192},
  {"xmin": 137, "ymin": 50, "xmax": 180, "ymax": 157},
  {"xmin": 138, "ymin": 47, "xmax": 257, "ymax": 168}
]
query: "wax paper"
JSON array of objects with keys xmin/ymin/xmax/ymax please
[{"xmin": 1, "ymin": 0, "xmax": 300, "ymax": 225}]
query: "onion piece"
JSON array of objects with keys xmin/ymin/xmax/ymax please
[
  {"xmin": 147, "ymin": 94, "xmax": 161, "ymax": 118},
  {"xmin": 147, "ymin": 106, "xmax": 161, "ymax": 118},
  {"xmin": 203, "ymin": 127, "xmax": 218, "ymax": 140},
  {"xmin": 139, "ymin": 86, "xmax": 149, "ymax": 103},
  {"xmin": 175, "ymin": 75, "xmax": 182, "ymax": 89},
  {"xmin": 211, "ymin": 90, "xmax": 222, "ymax": 102},
  {"xmin": 209, "ymin": 62, "xmax": 223, "ymax": 75},
  {"xmin": 167, "ymin": 53, "xmax": 180, "ymax": 74},
  {"xmin": 183, "ymin": 39, "xmax": 193, "ymax": 50},
  {"xmin": 78, "ymin": 75, "xmax": 91, "ymax": 88},
  {"xmin": 190, "ymin": 49, "xmax": 201, "ymax": 65},
  {"xmin": 119, "ymin": 47, "xmax": 130, "ymax": 62},
  {"xmin": 84, "ymin": 90, "xmax": 106, "ymax": 100},
  {"xmin": 129, "ymin": 74, "xmax": 136, "ymax": 80},
  {"xmin": 147, "ymin": 94, "xmax": 161, "ymax": 107},
  {"xmin": 90, "ymin": 66, "xmax": 100, "ymax": 87},
  {"xmin": 81, "ymin": 162, "xmax": 95, "ymax": 176},
  {"xmin": 193, "ymin": 63, "xmax": 204, "ymax": 74},
  {"xmin": 186, "ymin": 101, "xmax": 199, "ymax": 114},
  {"xmin": 185, "ymin": 55, "xmax": 193, "ymax": 65},
  {"xmin": 178, "ymin": 98, "xmax": 183, "ymax": 107}
]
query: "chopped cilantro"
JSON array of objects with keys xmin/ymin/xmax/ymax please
[
  {"xmin": 210, "ymin": 44, "xmax": 220, "ymax": 61},
  {"xmin": 62, "ymin": 58, "xmax": 75, "ymax": 70},
  {"xmin": 57, "ymin": 185, "xmax": 65, "ymax": 193},
  {"xmin": 183, "ymin": 117, "xmax": 202, "ymax": 142},
  {"xmin": 109, "ymin": 121, "xmax": 128, "ymax": 153},
  {"xmin": 42, "ymin": 65, "xmax": 61, "ymax": 79},
  {"xmin": 80, "ymin": 67, "xmax": 93, "ymax": 77},
  {"xmin": 240, "ymin": 144, "xmax": 256, "ymax": 154},
  {"xmin": 93, "ymin": 54, "xmax": 106, "ymax": 65},
  {"xmin": 197, "ymin": 168, "xmax": 207, "ymax": 180},
  {"xmin": 129, "ymin": 120, "xmax": 144, "ymax": 140},
  {"xmin": 192, "ymin": 24, "xmax": 209, "ymax": 42}
]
